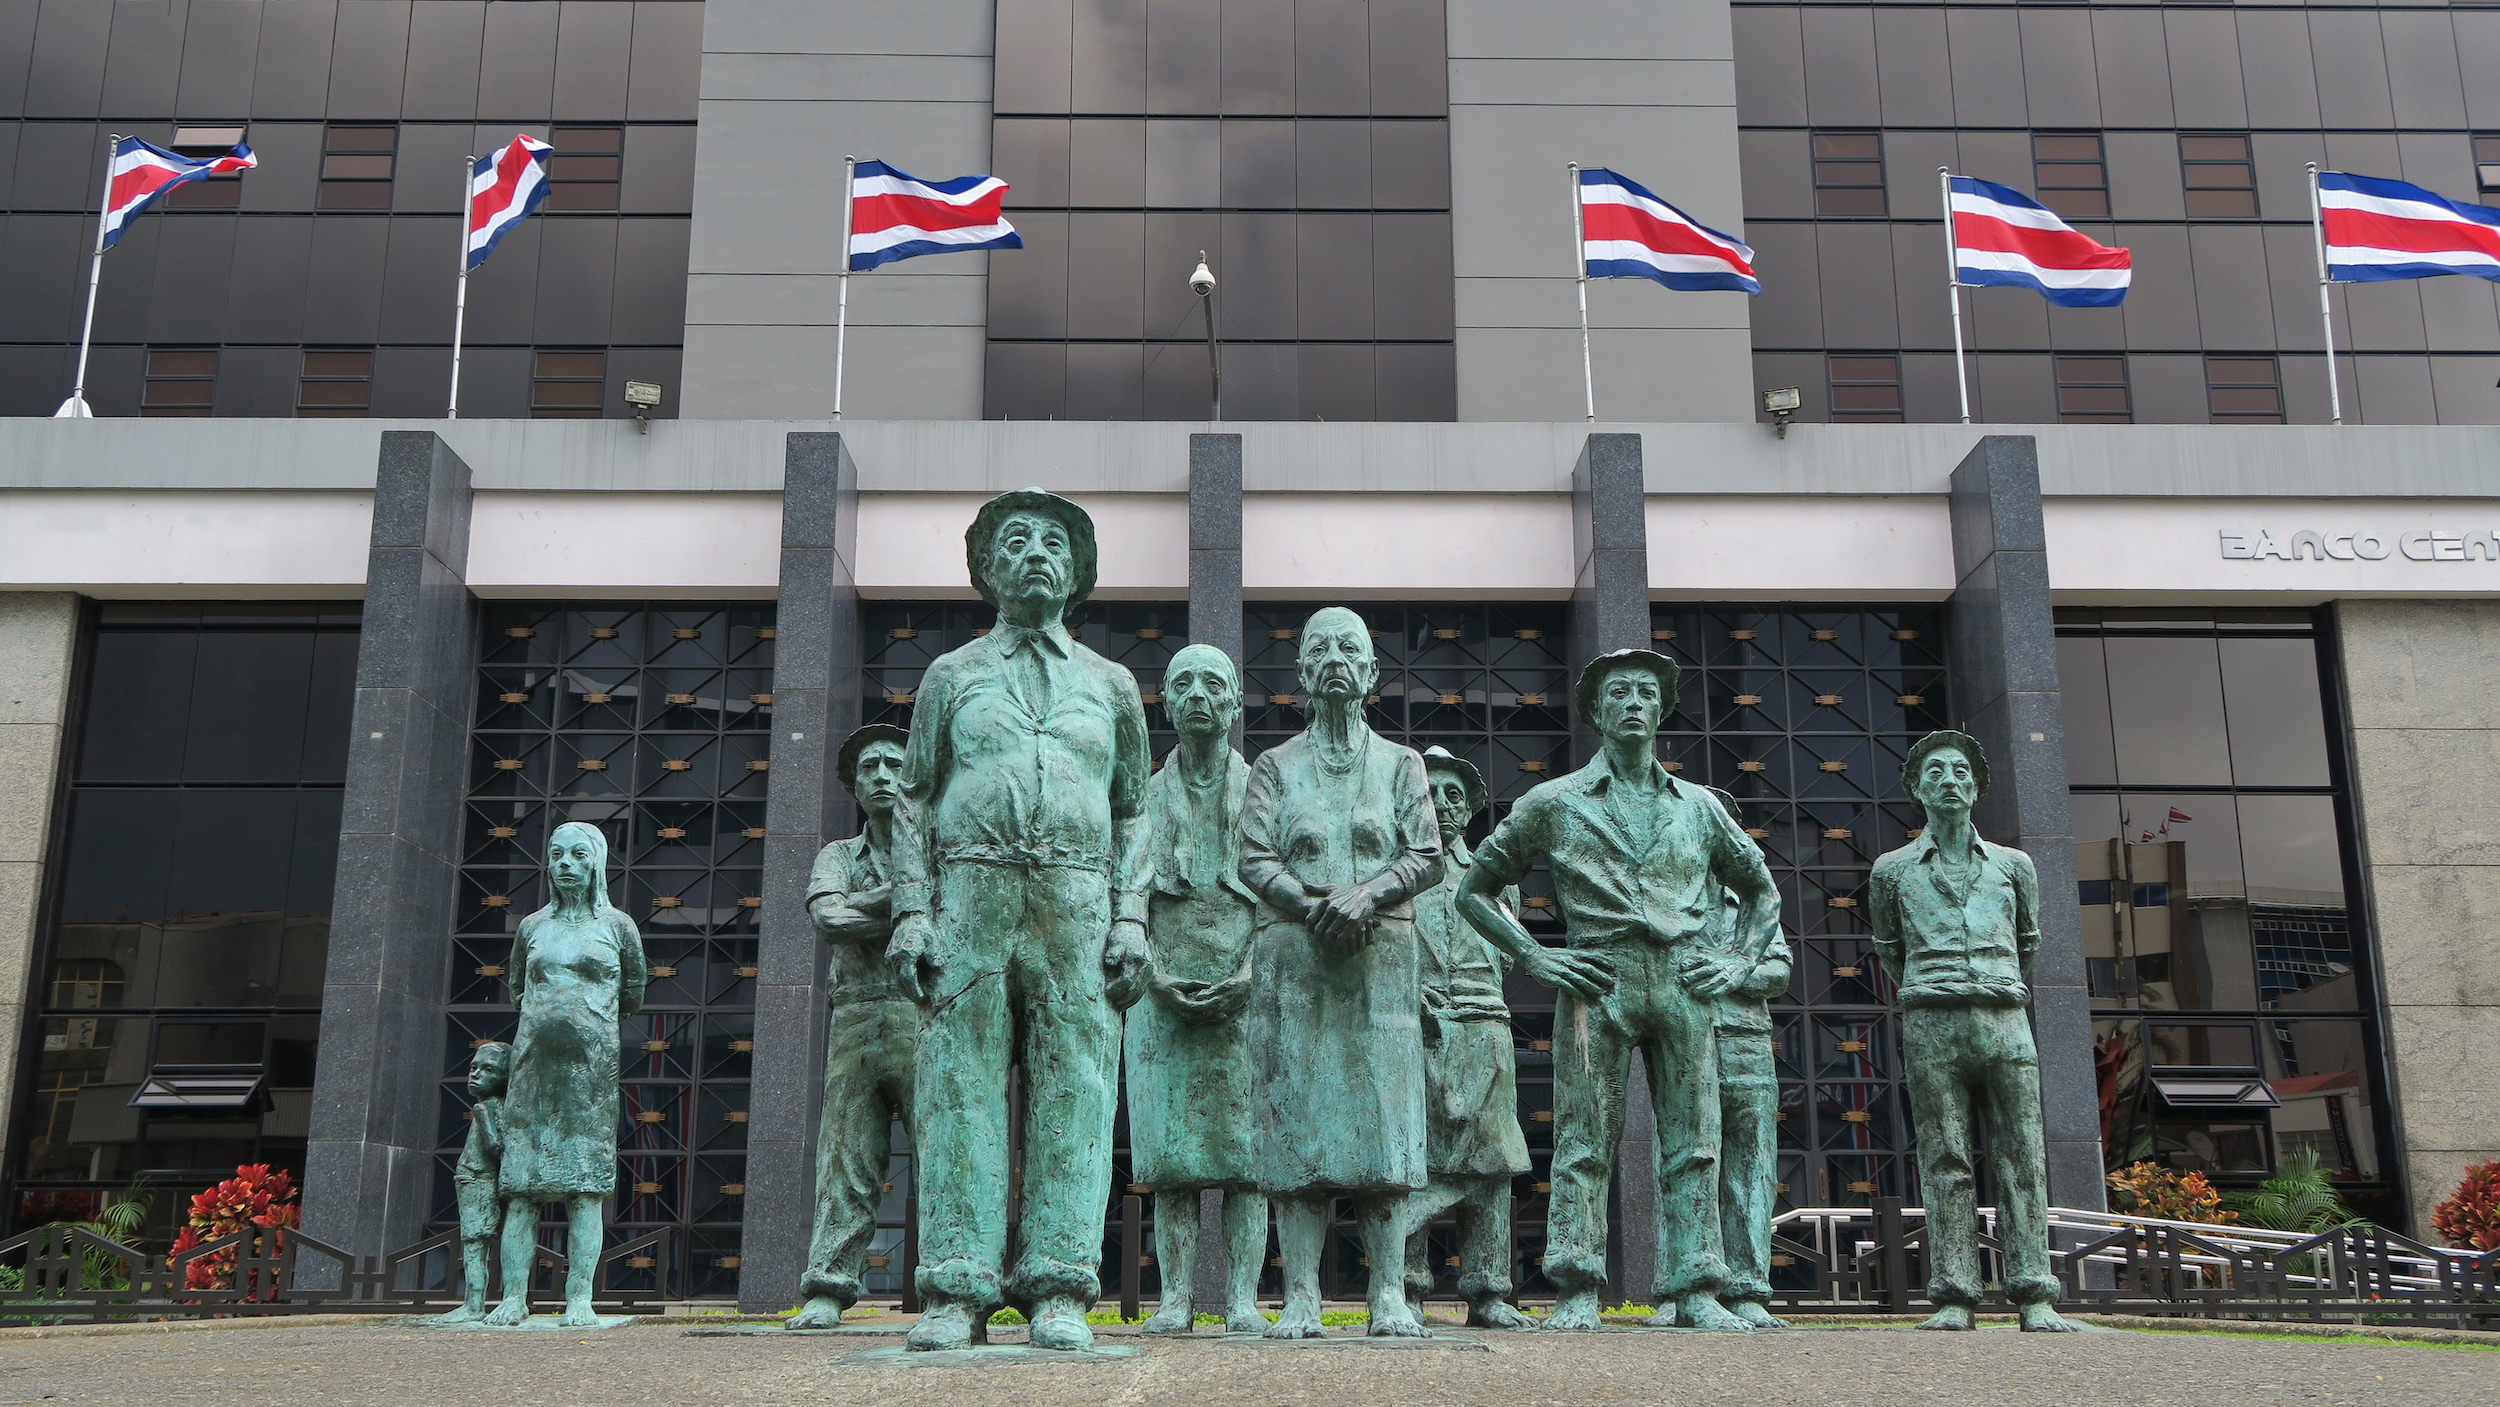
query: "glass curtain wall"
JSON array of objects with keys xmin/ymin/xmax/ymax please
[
  {"xmin": 442, "ymin": 604, "xmax": 777, "ymax": 1297},
  {"xmin": 2058, "ymin": 608, "xmax": 2395, "ymax": 1224},
  {"xmin": 984, "ymin": 0, "xmax": 1457, "ymax": 421},
  {"xmin": 15, "ymin": 603, "xmax": 358, "ymax": 1235}
]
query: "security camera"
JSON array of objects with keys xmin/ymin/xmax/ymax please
[{"xmin": 1189, "ymin": 253, "xmax": 1216, "ymax": 297}]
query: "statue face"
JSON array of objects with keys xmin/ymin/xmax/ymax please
[
  {"xmin": 983, "ymin": 509, "xmax": 1075, "ymax": 615},
  {"xmin": 469, "ymin": 1045, "xmax": 509, "ymax": 1098},
  {"xmin": 1163, "ymin": 650, "xmax": 1240, "ymax": 740},
  {"xmin": 1913, "ymin": 744, "xmax": 1977, "ymax": 817},
  {"xmin": 549, "ymin": 830, "xmax": 599, "ymax": 893},
  {"xmin": 1595, "ymin": 663, "xmax": 1665, "ymax": 743},
  {"xmin": 1429, "ymin": 772, "xmax": 1473, "ymax": 836},
  {"xmin": 1297, "ymin": 613, "xmax": 1377, "ymax": 703},
  {"xmin": 853, "ymin": 740, "xmax": 906, "ymax": 815}
]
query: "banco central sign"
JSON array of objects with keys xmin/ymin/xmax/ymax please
[{"xmin": 2220, "ymin": 529, "xmax": 2500, "ymax": 562}]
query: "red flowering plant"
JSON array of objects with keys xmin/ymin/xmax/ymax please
[
  {"xmin": 165, "ymin": 1165, "xmax": 301, "ymax": 1300},
  {"xmin": 2430, "ymin": 1158, "xmax": 2500, "ymax": 1252}
]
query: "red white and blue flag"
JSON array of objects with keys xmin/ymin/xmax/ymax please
[
  {"xmin": 1949, "ymin": 175, "xmax": 2131, "ymax": 307},
  {"xmin": 1577, "ymin": 168, "xmax": 1759, "ymax": 295},
  {"xmin": 99, "ymin": 136, "xmax": 256, "ymax": 249},
  {"xmin": 466, "ymin": 134, "xmax": 554, "ymax": 271},
  {"xmin": 848, "ymin": 160, "xmax": 1022, "ymax": 271},
  {"xmin": 2318, "ymin": 172, "xmax": 2500, "ymax": 284}
]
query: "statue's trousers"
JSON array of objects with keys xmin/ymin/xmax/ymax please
[
  {"xmin": 801, "ymin": 995, "xmax": 916, "ymax": 1305},
  {"xmin": 1715, "ymin": 1031, "xmax": 1780, "ymax": 1303},
  {"xmin": 1901, "ymin": 1005, "xmax": 2059, "ymax": 1306}
]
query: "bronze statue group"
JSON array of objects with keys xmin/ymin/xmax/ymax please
[{"xmin": 444, "ymin": 488, "xmax": 2077, "ymax": 1342}]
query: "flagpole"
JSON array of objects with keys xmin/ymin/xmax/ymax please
[
  {"xmin": 54, "ymin": 132, "xmax": 122, "ymax": 418},
  {"xmin": 1566, "ymin": 162, "xmax": 1595, "ymax": 422},
  {"xmin": 834, "ymin": 155, "xmax": 857, "ymax": 420},
  {"xmin": 448, "ymin": 152, "xmax": 474, "ymax": 420},
  {"xmin": 2307, "ymin": 162, "xmax": 2344, "ymax": 427},
  {"xmin": 1939, "ymin": 167, "xmax": 1971, "ymax": 425}
]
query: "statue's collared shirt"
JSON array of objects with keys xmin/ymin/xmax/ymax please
[
  {"xmin": 1471, "ymin": 755, "xmax": 1774, "ymax": 951},
  {"xmin": 808, "ymin": 831, "xmax": 903, "ymax": 1004},
  {"xmin": 890, "ymin": 617, "xmax": 1151, "ymax": 920},
  {"xmin": 1868, "ymin": 828, "xmax": 2039, "ymax": 1009},
  {"xmin": 1413, "ymin": 836, "xmax": 1513, "ymax": 1023}
]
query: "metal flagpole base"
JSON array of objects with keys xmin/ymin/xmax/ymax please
[{"xmin": 52, "ymin": 395, "xmax": 92, "ymax": 418}]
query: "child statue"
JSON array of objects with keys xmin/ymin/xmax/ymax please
[{"xmin": 431, "ymin": 1041, "xmax": 512, "ymax": 1324}]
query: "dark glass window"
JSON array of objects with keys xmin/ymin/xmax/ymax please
[
  {"xmin": 548, "ymin": 126, "xmax": 624, "ymax": 211},
  {"xmin": 318, "ymin": 125, "xmax": 397, "ymax": 210},
  {"xmin": 2181, "ymin": 134, "xmax": 2258, "ymax": 218},
  {"xmin": 142, "ymin": 350, "xmax": 217, "ymax": 418},
  {"xmin": 2055, "ymin": 356, "xmax": 2131, "ymax": 425},
  {"xmin": 1827, "ymin": 355, "xmax": 1902, "ymax": 423},
  {"xmin": 2207, "ymin": 356, "xmax": 2284, "ymax": 424},
  {"xmin": 17, "ymin": 603, "xmax": 359, "ymax": 1222},
  {"xmin": 447, "ymin": 606, "xmax": 777, "ymax": 1298},
  {"xmin": 165, "ymin": 126, "xmax": 246, "ymax": 208},
  {"xmin": 532, "ymin": 351, "xmax": 605, "ymax": 418},
  {"xmin": 2032, "ymin": 133, "xmax": 2108, "ymax": 219},
  {"xmin": 2477, "ymin": 136, "xmax": 2500, "ymax": 194},
  {"xmin": 297, "ymin": 350, "xmax": 372, "ymax": 418},
  {"xmin": 2059, "ymin": 610, "xmax": 2395, "ymax": 1222},
  {"xmin": 1811, "ymin": 133, "xmax": 1886, "ymax": 216}
]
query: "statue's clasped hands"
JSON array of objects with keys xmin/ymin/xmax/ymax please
[
  {"xmin": 1154, "ymin": 962, "xmax": 1253, "ymax": 1027},
  {"xmin": 1304, "ymin": 881, "xmax": 1384, "ymax": 956}
]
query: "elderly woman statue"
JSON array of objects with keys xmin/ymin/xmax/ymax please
[
  {"xmin": 487, "ymin": 820, "xmax": 648, "ymax": 1327},
  {"xmin": 1241, "ymin": 607, "xmax": 1444, "ymax": 1338}
]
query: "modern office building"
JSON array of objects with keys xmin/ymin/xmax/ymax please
[{"xmin": 0, "ymin": 0, "xmax": 2494, "ymax": 1309}]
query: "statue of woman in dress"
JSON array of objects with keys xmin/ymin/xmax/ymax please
[
  {"xmin": 487, "ymin": 820, "xmax": 648, "ymax": 1327},
  {"xmin": 1241, "ymin": 607, "xmax": 1444, "ymax": 1338}
]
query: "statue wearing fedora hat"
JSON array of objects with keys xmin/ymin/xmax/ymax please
[
  {"xmin": 1871, "ymin": 731, "xmax": 2076, "ymax": 1332},
  {"xmin": 788, "ymin": 724, "xmax": 916, "ymax": 1330},
  {"xmin": 1459, "ymin": 649, "xmax": 1782, "ymax": 1332},
  {"xmin": 883, "ymin": 489, "xmax": 1153, "ymax": 1352},
  {"xmin": 1400, "ymin": 746, "xmax": 1535, "ymax": 1330}
]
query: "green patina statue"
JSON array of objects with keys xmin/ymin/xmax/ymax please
[
  {"xmin": 1689, "ymin": 787, "xmax": 1794, "ymax": 1330},
  {"xmin": 432, "ymin": 1041, "xmax": 511, "ymax": 1324},
  {"xmin": 489, "ymin": 820, "xmax": 649, "ymax": 1328},
  {"xmin": 1871, "ymin": 731, "xmax": 2078, "ymax": 1333},
  {"xmin": 1401, "ymin": 746, "xmax": 1536, "ymax": 1330},
  {"xmin": 1460, "ymin": 649, "xmax": 1780, "ymax": 1332},
  {"xmin": 885, "ymin": 489, "xmax": 1152, "ymax": 1353},
  {"xmin": 788, "ymin": 724, "xmax": 916, "ymax": 1331},
  {"xmin": 1129, "ymin": 644, "xmax": 1268, "ymax": 1336},
  {"xmin": 1241, "ymin": 607, "xmax": 1442, "ymax": 1339}
]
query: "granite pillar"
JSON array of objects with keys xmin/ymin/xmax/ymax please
[
  {"xmin": 739, "ymin": 432, "xmax": 862, "ymax": 1309},
  {"xmin": 303, "ymin": 432, "xmax": 479, "ymax": 1261},
  {"xmin": 1943, "ymin": 435, "xmax": 2105, "ymax": 1213},
  {"xmin": 0, "ymin": 594, "xmax": 79, "ymax": 1156},
  {"xmin": 1187, "ymin": 430, "xmax": 1244, "ymax": 1310},
  {"xmin": 1568, "ymin": 431, "xmax": 1660, "ymax": 1305}
]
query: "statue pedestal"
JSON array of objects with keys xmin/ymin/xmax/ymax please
[
  {"xmin": 416, "ymin": 1313, "xmax": 639, "ymax": 1331},
  {"xmin": 838, "ymin": 1344, "xmax": 1144, "ymax": 1367}
]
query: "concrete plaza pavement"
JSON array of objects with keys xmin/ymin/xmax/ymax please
[{"xmin": 0, "ymin": 1316, "xmax": 2492, "ymax": 1407}]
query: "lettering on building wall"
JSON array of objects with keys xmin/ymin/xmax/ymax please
[{"xmin": 2219, "ymin": 529, "xmax": 2500, "ymax": 562}]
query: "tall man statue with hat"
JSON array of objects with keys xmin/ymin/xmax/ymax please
[
  {"xmin": 884, "ymin": 489, "xmax": 1154, "ymax": 1352},
  {"xmin": 1458, "ymin": 648, "xmax": 1783, "ymax": 1332},
  {"xmin": 788, "ymin": 723, "xmax": 915, "ymax": 1330},
  {"xmin": 1401, "ymin": 745, "xmax": 1536, "ymax": 1329},
  {"xmin": 1871, "ymin": 731, "xmax": 2077, "ymax": 1332}
]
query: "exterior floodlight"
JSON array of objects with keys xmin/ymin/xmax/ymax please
[
  {"xmin": 625, "ymin": 379, "xmax": 664, "ymax": 434},
  {"xmin": 1762, "ymin": 385, "xmax": 1802, "ymax": 439}
]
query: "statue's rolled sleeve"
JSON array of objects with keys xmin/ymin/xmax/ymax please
[{"xmin": 2012, "ymin": 847, "xmax": 2041, "ymax": 975}]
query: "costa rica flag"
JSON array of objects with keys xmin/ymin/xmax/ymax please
[
  {"xmin": 1949, "ymin": 175, "xmax": 2132, "ymax": 307},
  {"xmin": 1576, "ymin": 167, "xmax": 1760, "ymax": 295},
  {"xmin": 847, "ymin": 160, "xmax": 1022, "ymax": 271},
  {"xmin": 2317, "ymin": 172, "xmax": 2500, "ymax": 283},
  {"xmin": 100, "ymin": 137, "xmax": 256, "ymax": 249},
  {"xmin": 467, "ymin": 134, "xmax": 554, "ymax": 271}
]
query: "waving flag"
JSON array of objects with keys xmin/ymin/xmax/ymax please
[
  {"xmin": 1576, "ymin": 168, "xmax": 1759, "ymax": 294},
  {"xmin": 466, "ymin": 134, "xmax": 553, "ymax": 270},
  {"xmin": 1949, "ymin": 175, "xmax": 2131, "ymax": 307},
  {"xmin": 2317, "ymin": 172, "xmax": 2500, "ymax": 284},
  {"xmin": 100, "ymin": 137, "xmax": 256, "ymax": 249},
  {"xmin": 846, "ymin": 160, "xmax": 1022, "ymax": 271}
]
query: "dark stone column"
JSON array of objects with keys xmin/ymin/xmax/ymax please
[
  {"xmin": 740, "ymin": 432, "xmax": 863, "ymax": 1309},
  {"xmin": 1944, "ymin": 435, "xmax": 2105, "ymax": 1213},
  {"xmin": 1567, "ymin": 431, "xmax": 1658, "ymax": 1306},
  {"xmin": 303, "ymin": 431, "xmax": 477, "ymax": 1262},
  {"xmin": 1186, "ymin": 431, "xmax": 1244, "ymax": 1308}
]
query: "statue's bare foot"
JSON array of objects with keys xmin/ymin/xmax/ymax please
[
  {"xmin": 1466, "ymin": 1297, "xmax": 1537, "ymax": 1330},
  {"xmin": 787, "ymin": 1295, "xmax": 849, "ymax": 1329},
  {"xmin": 1367, "ymin": 1298, "xmax": 1430, "ymax": 1338},
  {"xmin": 1264, "ymin": 1299, "xmax": 1325, "ymax": 1339},
  {"xmin": 483, "ymin": 1297, "xmax": 528, "ymax": 1327},
  {"xmin": 1224, "ymin": 1302, "xmax": 1270, "ymax": 1335},
  {"xmin": 2018, "ymin": 1303, "xmax": 2081, "ymax": 1333},
  {"xmin": 1668, "ymin": 1293, "xmax": 1752, "ymax": 1332},
  {"xmin": 905, "ymin": 1301, "xmax": 977, "ymax": 1351},
  {"xmin": 427, "ymin": 1304, "xmax": 482, "ymax": 1325},
  {"xmin": 1728, "ymin": 1300, "xmax": 1788, "ymax": 1330},
  {"xmin": 558, "ymin": 1299, "xmax": 600, "ymax": 1329},
  {"xmin": 1030, "ymin": 1296, "xmax": 1095, "ymax": 1351},
  {"xmin": 1139, "ymin": 1300, "xmax": 1196, "ymax": 1335},
  {"xmin": 1540, "ymin": 1289, "xmax": 1603, "ymax": 1330},
  {"xmin": 1917, "ymin": 1304, "xmax": 1976, "ymax": 1331}
]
